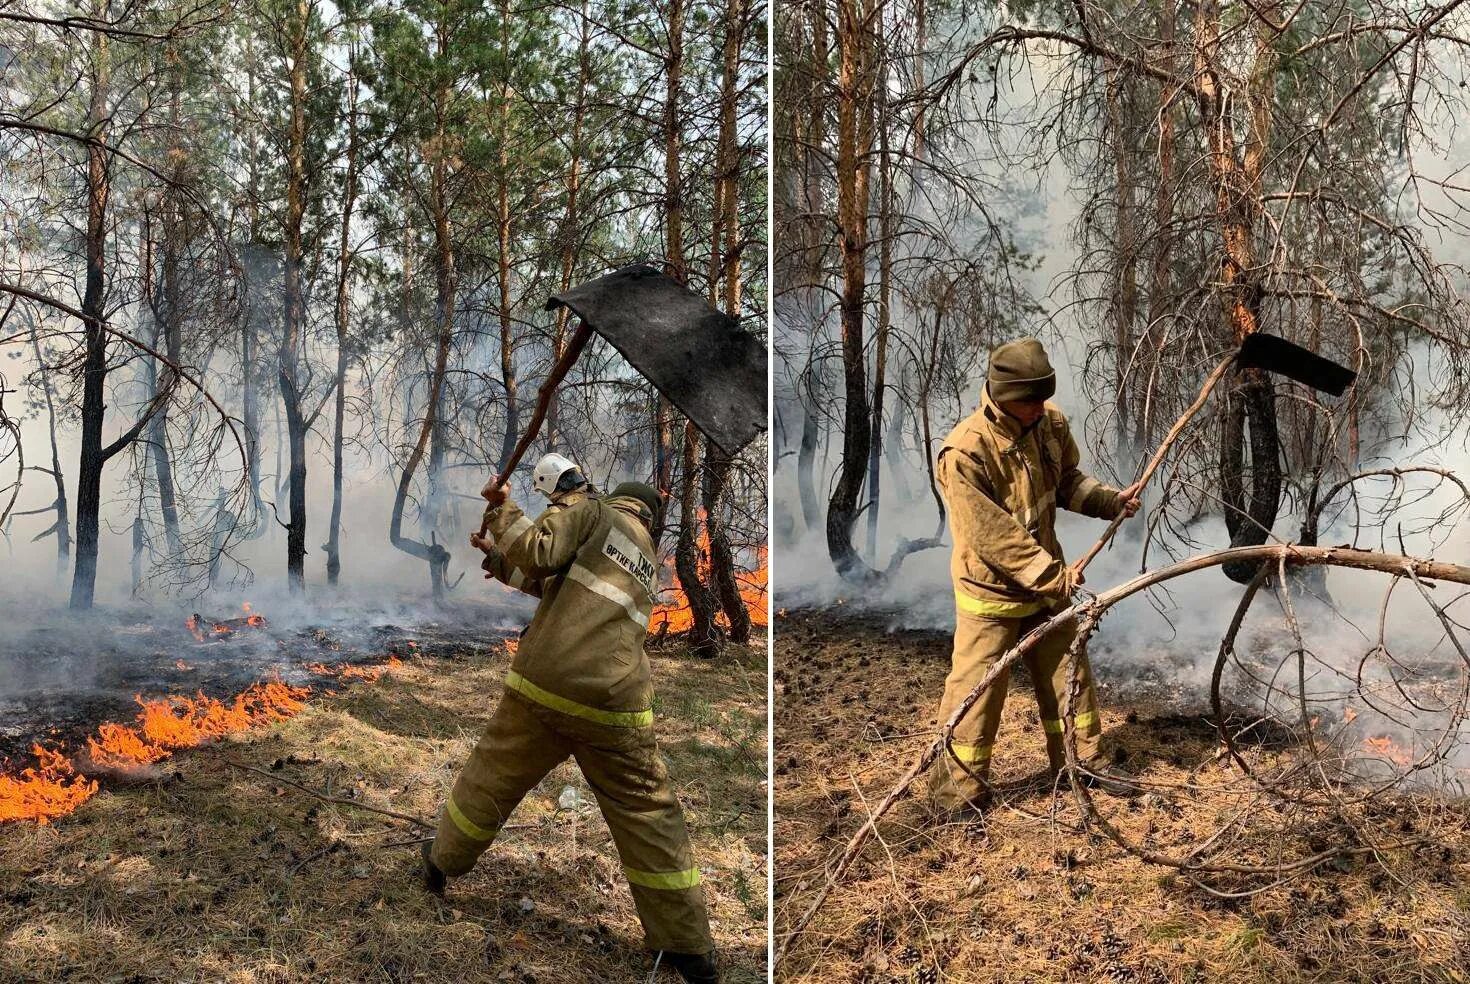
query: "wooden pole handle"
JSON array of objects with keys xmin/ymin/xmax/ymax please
[
  {"xmin": 477, "ymin": 321, "xmax": 594, "ymax": 536},
  {"xmin": 1073, "ymin": 353, "xmax": 1237, "ymax": 575}
]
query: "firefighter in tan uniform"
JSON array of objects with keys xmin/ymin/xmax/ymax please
[
  {"xmin": 424, "ymin": 480, "xmax": 719, "ymax": 984},
  {"xmin": 930, "ymin": 338, "xmax": 1142, "ymax": 815},
  {"xmin": 470, "ymin": 453, "xmax": 596, "ymax": 596}
]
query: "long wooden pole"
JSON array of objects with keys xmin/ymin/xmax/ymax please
[
  {"xmin": 477, "ymin": 321, "xmax": 594, "ymax": 536},
  {"xmin": 1073, "ymin": 353, "xmax": 1235, "ymax": 573}
]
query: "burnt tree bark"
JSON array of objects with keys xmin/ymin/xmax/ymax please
[
  {"xmin": 325, "ymin": 27, "xmax": 361, "ymax": 586},
  {"xmin": 1196, "ymin": 0, "xmax": 1282, "ymax": 584},
  {"xmin": 278, "ymin": 0, "xmax": 311, "ymax": 594},
  {"xmin": 827, "ymin": 0, "xmax": 876, "ymax": 582}
]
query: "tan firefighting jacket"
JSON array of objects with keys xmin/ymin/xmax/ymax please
[
  {"xmin": 938, "ymin": 386, "xmax": 1125, "ymax": 618},
  {"xmin": 480, "ymin": 488, "xmax": 594, "ymax": 597},
  {"xmin": 484, "ymin": 493, "xmax": 659, "ymax": 727}
]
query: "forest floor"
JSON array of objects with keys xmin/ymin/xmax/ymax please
[
  {"xmin": 774, "ymin": 608, "xmax": 1470, "ymax": 984},
  {"xmin": 0, "ymin": 626, "xmax": 768, "ymax": 983}
]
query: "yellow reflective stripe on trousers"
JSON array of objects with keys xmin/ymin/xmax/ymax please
[
  {"xmin": 1042, "ymin": 710, "xmax": 1098, "ymax": 734},
  {"xmin": 950, "ymin": 742, "xmax": 992, "ymax": 763},
  {"xmin": 954, "ymin": 589, "xmax": 1042, "ymax": 619},
  {"xmin": 446, "ymin": 796, "xmax": 499, "ymax": 842},
  {"xmin": 505, "ymin": 670, "xmax": 654, "ymax": 728},
  {"xmin": 624, "ymin": 865, "xmax": 702, "ymax": 890}
]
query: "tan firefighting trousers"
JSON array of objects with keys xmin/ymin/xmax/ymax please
[
  {"xmin": 929, "ymin": 608, "xmax": 1102, "ymax": 809},
  {"xmin": 431, "ymin": 689, "xmax": 713, "ymax": 955}
]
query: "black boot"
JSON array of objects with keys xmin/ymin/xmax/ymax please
[
  {"xmin": 660, "ymin": 950, "xmax": 719, "ymax": 983},
  {"xmin": 420, "ymin": 840, "xmax": 447, "ymax": 897}
]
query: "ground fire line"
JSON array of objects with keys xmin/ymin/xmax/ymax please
[
  {"xmin": 0, "ymin": 551, "xmax": 767, "ymax": 828},
  {"xmin": 0, "ymin": 612, "xmax": 411, "ymax": 825}
]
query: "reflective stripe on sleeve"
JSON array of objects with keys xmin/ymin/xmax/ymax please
[
  {"xmin": 955, "ymin": 589, "xmax": 1042, "ymax": 619},
  {"xmin": 1068, "ymin": 477, "xmax": 1103, "ymax": 512},
  {"xmin": 446, "ymin": 796, "xmax": 500, "ymax": 842},
  {"xmin": 623, "ymin": 865, "xmax": 702, "ymax": 890},
  {"xmin": 506, "ymin": 567, "xmax": 527, "ymax": 590},
  {"xmin": 505, "ymin": 670, "xmax": 654, "ymax": 728},
  {"xmin": 566, "ymin": 563, "xmax": 650, "ymax": 628},
  {"xmin": 502, "ymin": 514, "xmax": 534, "ymax": 545}
]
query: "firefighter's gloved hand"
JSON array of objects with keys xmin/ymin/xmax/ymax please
[
  {"xmin": 481, "ymin": 482, "xmax": 508, "ymax": 507},
  {"xmin": 1045, "ymin": 564, "xmax": 1080, "ymax": 603},
  {"xmin": 469, "ymin": 531, "xmax": 493, "ymax": 554}
]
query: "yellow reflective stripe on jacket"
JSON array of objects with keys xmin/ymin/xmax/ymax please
[
  {"xmin": 955, "ymin": 589, "xmax": 1042, "ymax": 619},
  {"xmin": 1067, "ymin": 477, "xmax": 1104, "ymax": 512},
  {"xmin": 1042, "ymin": 710, "xmax": 1099, "ymax": 734},
  {"xmin": 566, "ymin": 562, "xmax": 650, "ymax": 628},
  {"xmin": 505, "ymin": 670, "xmax": 654, "ymax": 728},
  {"xmin": 501, "ymin": 514, "xmax": 534, "ymax": 546},
  {"xmin": 623, "ymin": 865, "xmax": 702, "ymax": 890},
  {"xmin": 446, "ymin": 796, "xmax": 499, "ymax": 842},
  {"xmin": 949, "ymin": 741, "xmax": 992, "ymax": 763}
]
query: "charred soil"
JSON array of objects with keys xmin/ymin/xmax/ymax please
[{"xmin": 774, "ymin": 609, "xmax": 1470, "ymax": 983}]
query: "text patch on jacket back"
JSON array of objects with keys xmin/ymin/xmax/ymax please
[{"xmin": 603, "ymin": 527, "xmax": 658, "ymax": 595}]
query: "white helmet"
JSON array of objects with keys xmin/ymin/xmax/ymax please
[{"xmin": 532, "ymin": 452, "xmax": 583, "ymax": 498}]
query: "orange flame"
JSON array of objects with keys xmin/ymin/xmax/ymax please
[
  {"xmin": 2, "ymin": 678, "xmax": 309, "ymax": 824},
  {"xmin": 504, "ymin": 638, "xmax": 520, "ymax": 657},
  {"xmin": 186, "ymin": 603, "xmax": 267, "ymax": 642},
  {"xmin": 1363, "ymin": 734, "xmax": 1414, "ymax": 767},
  {"xmin": 650, "ymin": 511, "xmax": 768, "ymax": 636},
  {"xmin": 306, "ymin": 656, "xmax": 402, "ymax": 683},
  {"xmin": 0, "ymin": 746, "xmax": 98, "ymax": 825}
]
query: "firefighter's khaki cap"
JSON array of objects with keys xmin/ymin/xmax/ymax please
[
  {"xmin": 987, "ymin": 337, "xmax": 1056, "ymax": 402},
  {"xmin": 610, "ymin": 481, "xmax": 661, "ymax": 521}
]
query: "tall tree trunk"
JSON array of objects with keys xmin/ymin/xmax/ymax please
[
  {"xmin": 70, "ymin": 21, "xmax": 112, "ymax": 611},
  {"xmin": 1140, "ymin": 0, "xmax": 1176, "ymax": 450},
  {"xmin": 866, "ymin": 17, "xmax": 891, "ymax": 561},
  {"xmin": 794, "ymin": 0, "xmax": 827, "ymax": 536},
  {"xmin": 654, "ymin": 0, "xmax": 686, "ymax": 550},
  {"xmin": 547, "ymin": 0, "xmax": 591, "ymax": 451},
  {"xmin": 152, "ymin": 52, "xmax": 185, "ymax": 559},
  {"xmin": 240, "ymin": 32, "xmax": 265, "ymax": 531},
  {"xmin": 388, "ymin": 25, "xmax": 454, "ymax": 599},
  {"xmin": 494, "ymin": 0, "xmax": 519, "ymax": 473},
  {"xmin": 676, "ymin": 425, "xmax": 720, "ymax": 655},
  {"xmin": 28, "ymin": 316, "xmax": 69, "ymax": 567},
  {"xmin": 827, "ymin": 0, "xmax": 875, "ymax": 581},
  {"xmin": 326, "ymin": 29, "xmax": 360, "ymax": 586},
  {"xmin": 797, "ymin": 392, "xmax": 820, "ymax": 528},
  {"xmin": 1196, "ymin": 0, "xmax": 1282, "ymax": 583},
  {"xmin": 278, "ymin": 0, "xmax": 310, "ymax": 594},
  {"xmin": 1106, "ymin": 66, "xmax": 1138, "ymax": 465},
  {"xmin": 664, "ymin": 0, "xmax": 720, "ymax": 651},
  {"xmin": 704, "ymin": 0, "xmax": 753, "ymax": 641}
]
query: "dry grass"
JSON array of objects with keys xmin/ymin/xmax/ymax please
[
  {"xmin": 0, "ymin": 633, "xmax": 768, "ymax": 983},
  {"xmin": 774, "ymin": 609, "xmax": 1470, "ymax": 984}
]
